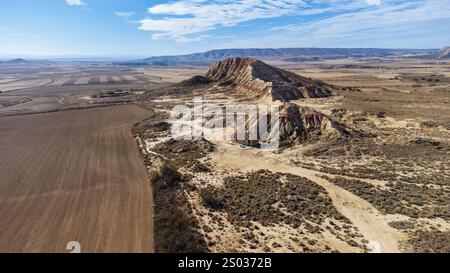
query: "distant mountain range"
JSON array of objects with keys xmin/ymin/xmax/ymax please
[
  {"xmin": 2, "ymin": 47, "xmax": 447, "ymax": 66},
  {"xmin": 115, "ymin": 48, "xmax": 437, "ymax": 66}
]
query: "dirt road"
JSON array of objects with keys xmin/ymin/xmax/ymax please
[
  {"xmin": 211, "ymin": 143, "xmax": 404, "ymax": 253},
  {"xmin": 0, "ymin": 105, "xmax": 154, "ymax": 253}
]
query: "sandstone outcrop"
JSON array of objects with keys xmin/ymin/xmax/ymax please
[
  {"xmin": 277, "ymin": 103, "xmax": 349, "ymax": 146},
  {"xmin": 233, "ymin": 103, "xmax": 350, "ymax": 147}
]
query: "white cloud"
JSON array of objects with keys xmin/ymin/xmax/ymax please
[
  {"xmin": 136, "ymin": 0, "xmax": 450, "ymax": 45},
  {"xmin": 274, "ymin": 0, "xmax": 450, "ymax": 35},
  {"xmin": 114, "ymin": 11, "xmax": 135, "ymax": 17},
  {"xmin": 139, "ymin": 0, "xmax": 309, "ymax": 42},
  {"xmin": 367, "ymin": 0, "xmax": 381, "ymax": 5},
  {"xmin": 226, "ymin": 0, "xmax": 450, "ymax": 48},
  {"xmin": 138, "ymin": 0, "xmax": 391, "ymax": 42},
  {"xmin": 66, "ymin": 0, "xmax": 84, "ymax": 6}
]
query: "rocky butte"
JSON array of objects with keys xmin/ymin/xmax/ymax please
[
  {"xmin": 182, "ymin": 57, "xmax": 353, "ymax": 147},
  {"xmin": 187, "ymin": 57, "xmax": 337, "ymax": 102}
]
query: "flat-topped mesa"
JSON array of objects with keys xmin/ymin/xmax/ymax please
[{"xmin": 205, "ymin": 57, "xmax": 333, "ymax": 101}]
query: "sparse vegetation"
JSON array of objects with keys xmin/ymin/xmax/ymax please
[
  {"xmin": 132, "ymin": 110, "xmax": 171, "ymax": 138},
  {"xmin": 133, "ymin": 111, "xmax": 211, "ymax": 253},
  {"xmin": 150, "ymin": 164, "xmax": 208, "ymax": 253},
  {"xmin": 407, "ymin": 230, "xmax": 450, "ymax": 253},
  {"xmin": 191, "ymin": 160, "xmax": 211, "ymax": 173},
  {"xmin": 199, "ymin": 186, "xmax": 223, "ymax": 209},
  {"xmin": 388, "ymin": 220, "xmax": 417, "ymax": 230},
  {"xmin": 325, "ymin": 175, "xmax": 450, "ymax": 220},
  {"xmin": 150, "ymin": 164, "xmax": 183, "ymax": 187},
  {"xmin": 203, "ymin": 170, "xmax": 350, "ymax": 231},
  {"xmin": 153, "ymin": 139, "xmax": 215, "ymax": 168}
]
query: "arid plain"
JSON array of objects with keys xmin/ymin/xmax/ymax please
[{"xmin": 0, "ymin": 56, "xmax": 449, "ymax": 253}]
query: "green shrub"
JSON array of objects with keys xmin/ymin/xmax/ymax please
[
  {"xmin": 200, "ymin": 186, "xmax": 223, "ymax": 209},
  {"xmin": 150, "ymin": 164, "xmax": 183, "ymax": 187},
  {"xmin": 150, "ymin": 164, "xmax": 208, "ymax": 253},
  {"xmin": 408, "ymin": 230, "xmax": 450, "ymax": 253},
  {"xmin": 154, "ymin": 205, "xmax": 207, "ymax": 253},
  {"xmin": 192, "ymin": 161, "xmax": 211, "ymax": 173}
]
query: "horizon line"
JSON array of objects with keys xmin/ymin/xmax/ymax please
[{"xmin": 0, "ymin": 46, "xmax": 441, "ymax": 61}]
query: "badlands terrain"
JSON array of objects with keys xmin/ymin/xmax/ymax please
[{"xmin": 0, "ymin": 53, "xmax": 449, "ymax": 253}]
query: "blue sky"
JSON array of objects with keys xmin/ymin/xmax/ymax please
[{"xmin": 0, "ymin": 0, "xmax": 449, "ymax": 58}]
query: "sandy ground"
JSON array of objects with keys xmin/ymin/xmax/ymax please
[
  {"xmin": 0, "ymin": 105, "xmax": 154, "ymax": 253},
  {"xmin": 0, "ymin": 78, "xmax": 53, "ymax": 92},
  {"xmin": 210, "ymin": 143, "xmax": 404, "ymax": 253}
]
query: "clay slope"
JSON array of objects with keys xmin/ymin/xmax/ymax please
[
  {"xmin": 234, "ymin": 103, "xmax": 350, "ymax": 147},
  {"xmin": 203, "ymin": 57, "xmax": 333, "ymax": 101},
  {"xmin": 277, "ymin": 103, "xmax": 349, "ymax": 146}
]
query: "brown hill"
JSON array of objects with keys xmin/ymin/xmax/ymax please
[{"xmin": 188, "ymin": 57, "xmax": 335, "ymax": 101}]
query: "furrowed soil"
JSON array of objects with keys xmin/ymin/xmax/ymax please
[{"xmin": 0, "ymin": 105, "xmax": 154, "ymax": 253}]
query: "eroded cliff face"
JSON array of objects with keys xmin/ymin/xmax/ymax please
[
  {"xmin": 179, "ymin": 57, "xmax": 351, "ymax": 147},
  {"xmin": 232, "ymin": 103, "xmax": 350, "ymax": 147},
  {"xmin": 205, "ymin": 57, "xmax": 333, "ymax": 101},
  {"xmin": 278, "ymin": 103, "xmax": 349, "ymax": 146}
]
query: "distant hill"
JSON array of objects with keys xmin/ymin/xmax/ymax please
[
  {"xmin": 115, "ymin": 48, "xmax": 435, "ymax": 66},
  {"xmin": 0, "ymin": 58, "xmax": 29, "ymax": 64},
  {"xmin": 433, "ymin": 47, "xmax": 450, "ymax": 59}
]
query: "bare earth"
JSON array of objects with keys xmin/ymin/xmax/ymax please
[{"xmin": 0, "ymin": 105, "xmax": 153, "ymax": 253}]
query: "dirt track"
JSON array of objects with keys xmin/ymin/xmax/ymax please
[
  {"xmin": 0, "ymin": 105, "xmax": 154, "ymax": 253},
  {"xmin": 210, "ymin": 143, "xmax": 404, "ymax": 253}
]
